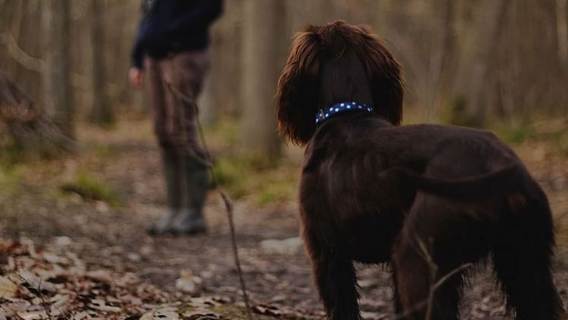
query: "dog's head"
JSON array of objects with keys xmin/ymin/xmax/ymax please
[{"xmin": 276, "ymin": 21, "xmax": 403, "ymax": 145}]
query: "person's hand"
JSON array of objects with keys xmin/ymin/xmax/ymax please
[{"xmin": 129, "ymin": 67, "xmax": 144, "ymax": 89}]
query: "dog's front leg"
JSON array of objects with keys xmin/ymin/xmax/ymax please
[
  {"xmin": 312, "ymin": 250, "xmax": 361, "ymax": 320},
  {"xmin": 301, "ymin": 203, "xmax": 361, "ymax": 319}
]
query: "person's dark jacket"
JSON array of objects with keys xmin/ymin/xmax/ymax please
[{"xmin": 131, "ymin": 0, "xmax": 223, "ymax": 69}]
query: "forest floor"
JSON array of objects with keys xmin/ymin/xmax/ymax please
[{"xmin": 1, "ymin": 118, "xmax": 568, "ymax": 319}]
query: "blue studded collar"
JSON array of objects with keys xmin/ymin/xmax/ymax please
[{"xmin": 315, "ymin": 101, "xmax": 374, "ymax": 125}]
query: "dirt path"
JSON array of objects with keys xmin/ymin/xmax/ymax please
[{"xmin": 2, "ymin": 120, "xmax": 568, "ymax": 319}]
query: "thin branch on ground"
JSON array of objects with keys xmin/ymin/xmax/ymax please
[
  {"xmin": 394, "ymin": 237, "xmax": 472, "ymax": 320},
  {"xmin": 166, "ymin": 81, "xmax": 255, "ymax": 320}
]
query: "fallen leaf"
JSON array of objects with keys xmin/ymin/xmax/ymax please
[
  {"xmin": 88, "ymin": 298, "xmax": 122, "ymax": 313},
  {"xmin": 260, "ymin": 237, "xmax": 303, "ymax": 255},
  {"xmin": 175, "ymin": 270, "xmax": 203, "ymax": 296},
  {"xmin": 140, "ymin": 307, "xmax": 180, "ymax": 320},
  {"xmin": 0, "ymin": 276, "xmax": 18, "ymax": 299}
]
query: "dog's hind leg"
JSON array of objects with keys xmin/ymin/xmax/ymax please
[
  {"xmin": 392, "ymin": 267, "xmax": 404, "ymax": 316},
  {"xmin": 393, "ymin": 192, "xmax": 470, "ymax": 320},
  {"xmin": 392, "ymin": 235, "xmax": 430, "ymax": 320},
  {"xmin": 492, "ymin": 188, "xmax": 564, "ymax": 320},
  {"xmin": 393, "ymin": 234, "xmax": 463, "ymax": 320}
]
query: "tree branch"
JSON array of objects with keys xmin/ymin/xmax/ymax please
[{"xmin": 0, "ymin": 32, "xmax": 45, "ymax": 73}]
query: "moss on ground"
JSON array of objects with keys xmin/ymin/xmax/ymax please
[
  {"xmin": 212, "ymin": 153, "xmax": 298, "ymax": 206},
  {"xmin": 0, "ymin": 163, "xmax": 23, "ymax": 196},
  {"xmin": 60, "ymin": 171, "xmax": 121, "ymax": 206},
  {"xmin": 204, "ymin": 118, "xmax": 299, "ymax": 206}
]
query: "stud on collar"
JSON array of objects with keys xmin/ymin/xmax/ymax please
[{"xmin": 315, "ymin": 101, "xmax": 374, "ymax": 125}]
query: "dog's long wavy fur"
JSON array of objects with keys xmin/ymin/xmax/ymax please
[
  {"xmin": 276, "ymin": 21, "xmax": 564, "ymax": 320},
  {"xmin": 277, "ymin": 22, "xmax": 402, "ymax": 145}
]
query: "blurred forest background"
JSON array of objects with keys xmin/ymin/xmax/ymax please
[
  {"xmin": 1, "ymin": 1, "xmax": 568, "ymax": 318},
  {"xmin": 1, "ymin": 0, "xmax": 567, "ymax": 158}
]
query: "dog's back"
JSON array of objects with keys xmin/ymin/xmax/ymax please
[
  {"xmin": 302, "ymin": 113, "xmax": 563, "ymax": 319},
  {"xmin": 278, "ymin": 21, "xmax": 564, "ymax": 320}
]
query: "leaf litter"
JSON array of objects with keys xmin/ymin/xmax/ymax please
[
  {"xmin": 0, "ymin": 237, "xmax": 321, "ymax": 319},
  {"xmin": 2, "ymin": 121, "xmax": 568, "ymax": 320}
]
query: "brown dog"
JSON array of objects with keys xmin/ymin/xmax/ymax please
[{"xmin": 276, "ymin": 21, "xmax": 564, "ymax": 320}]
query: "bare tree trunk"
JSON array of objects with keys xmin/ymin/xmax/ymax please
[
  {"xmin": 315, "ymin": 0, "xmax": 341, "ymax": 24},
  {"xmin": 557, "ymin": 0, "xmax": 568, "ymax": 113},
  {"xmin": 199, "ymin": 19, "xmax": 223, "ymax": 126},
  {"xmin": 371, "ymin": 0, "xmax": 390, "ymax": 34},
  {"xmin": 199, "ymin": 0, "xmax": 244, "ymax": 122},
  {"xmin": 462, "ymin": 0, "xmax": 511, "ymax": 127},
  {"xmin": 435, "ymin": 0, "xmax": 456, "ymax": 99},
  {"xmin": 0, "ymin": 71, "xmax": 74, "ymax": 157},
  {"xmin": 507, "ymin": 0, "xmax": 563, "ymax": 119},
  {"xmin": 423, "ymin": 0, "xmax": 456, "ymax": 119},
  {"xmin": 557, "ymin": 0, "xmax": 568, "ymax": 66},
  {"xmin": 240, "ymin": 0, "xmax": 285, "ymax": 159},
  {"xmin": 42, "ymin": 0, "xmax": 74, "ymax": 137},
  {"xmin": 88, "ymin": 0, "xmax": 113, "ymax": 126},
  {"xmin": 198, "ymin": 58, "xmax": 218, "ymax": 126}
]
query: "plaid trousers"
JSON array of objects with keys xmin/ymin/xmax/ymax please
[{"xmin": 145, "ymin": 50, "xmax": 210, "ymax": 157}]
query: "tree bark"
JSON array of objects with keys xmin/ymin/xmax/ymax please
[
  {"xmin": 0, "ymin": 71, "xmax": 74, "ymax": 157},
  {"xmin": 42, "ymin": 0, "xmax": 74, "ymax": 137},
  {"xmin": 424, "ymin": 0, "xmax": 456, "ymax": 118},
  {"xmin": 557, "ymin": 0, "xmax": 568, "ymax": 66},
  {"xmin": 89, "ymin": 0, "xmax": 114, "ymax": 126},
  {"xmin": 435, "ymin": 0, "xmax": 456, "ymax": 98},
  {"xmin": 461, "ymin": 0, "xmax": 510, "ymax": 127},
  {"xmin": 240, "ymin": 0, "xmax": 285, "ymax": 159}
]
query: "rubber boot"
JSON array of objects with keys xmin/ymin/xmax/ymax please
[
  {"xmin": 148, "ymin": 148, "xmax": 185, "ymax": 235},
  {"xmin": 172, "ymin": 154, "xmax": 209, "ymax": 235}
]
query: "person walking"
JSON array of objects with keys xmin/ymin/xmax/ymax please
[{"xmin": 129, "ymin": 0, "xmax": 223, "ymax": 235}]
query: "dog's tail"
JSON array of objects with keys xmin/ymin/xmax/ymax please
[
  {"xmin": 391, "ymin": 163, "xmax": 521, "ymax": 198},
  {"xmin": 492, "ymin": 183, "xmax": 564, "ymax": 319}
]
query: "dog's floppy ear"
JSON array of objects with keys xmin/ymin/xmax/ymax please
[
  {"xmin": 353, "ymin": 26, "xmax": 403, "ymax": 125},
  {"xmin": 276, "ymin": 28, "xmax": 322, "ymax": 145}
]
